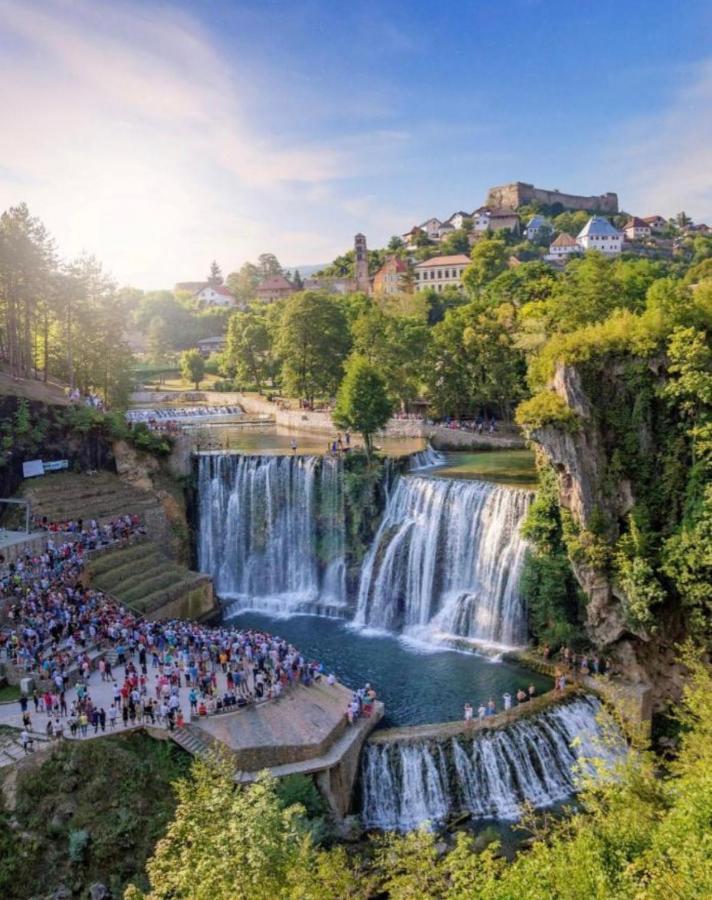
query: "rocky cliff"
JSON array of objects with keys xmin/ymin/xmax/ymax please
[{"xmin": 529, "ymin": 363, "xmax": 689, "ymax": 704}]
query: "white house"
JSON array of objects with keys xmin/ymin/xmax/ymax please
[
  {"xmin": 414, "ymin": 254, "xmax": 470, "ymax": 292},
  {"xmin": 642, "ymin": 215, "xmax": 667, "ymax": 233},
  {"xmin": 472, "ymin": 206, "xmax": 520, "ymax": 234},
  {"xmin": 525, "ymin": 215, "xmax": 551, "ymax": 241},
  {"xmin": 576, "ymin": 217, "xmax": 622, "ymax": 255},
  {"xmin": 446, "ymin": 210, "xmax": 472, "ymax": 230},
  {"xmin": 547, "ymin": 232, "xmax": 580, "ymax": 260},
  {"xmin": 419, "ymin": 217, "xmax": 443, "ymax": 240},
  {"xmin": 193, "ymin": 284, "xmax": 236, "ymax": 307},
  {"xmin": 623, "ymin": 217, "xmax": 652, "ymax": 241}
]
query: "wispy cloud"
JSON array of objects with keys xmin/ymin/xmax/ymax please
[
  {"xmin": 0, "ymin": 0, "xmax": 415, "ymax": 285},
  {"xmin": 606, "ymin": 59, "xmax": 712, "ymax": 220}
]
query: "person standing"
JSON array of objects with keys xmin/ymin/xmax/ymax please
[{"xmin": 502, "ymin": 692, "xmax": 512, "ymax": 711}]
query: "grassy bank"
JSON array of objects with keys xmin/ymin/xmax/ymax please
[{"xmin": 0, "ymin": 732, "xmax": 191, "ymax": 899}]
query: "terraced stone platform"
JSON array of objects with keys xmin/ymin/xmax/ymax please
[
  {"xmin": 19, "ymin": 470, "xmax": 160, "ymax": 524},
  {"xmin": 86, "ymin": 541, "xmax": 211, "ymax": 617}
]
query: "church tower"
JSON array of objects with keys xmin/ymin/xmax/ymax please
[{"xmin": 354, "ymin": 233, "xmax": 370, "ymax": 294}]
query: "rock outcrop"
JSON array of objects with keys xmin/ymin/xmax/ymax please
[{"xmin": 529, "ymin": 364, "xmax": 684, "ymax": 702}]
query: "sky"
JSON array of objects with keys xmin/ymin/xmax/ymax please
[{"xmin": 0, "ymin": 0, "xmax": 710, "ymax": 289}]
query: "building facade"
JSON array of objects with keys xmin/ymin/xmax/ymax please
[
  {"xmin": 255, "ymin": 275, "xmax": 297, "ymax": 302},
  {"xmin": 547, "ymin": 232, "xmax": 580, "ymax": 259},
  {"xmin": 576, "ymin": 216, "xmax": 622, "ymax": 255},
  {"xmin": 194, "ymin": 285, "xmax": 236, "ymax": 307},
  {"xmin": 414, "ymin": 254, "xmax": 470, "ymax": 292},
  {"xmin": 623, "ymin": 217, "xmax": 652, "ymax": 241},
  {"xmin": 373, "ymin": 256, "xmax": 409, "ymax": 295},
  {"xmin": 486, "ymin": 182, "xmax": 619, "ymax": 214}
]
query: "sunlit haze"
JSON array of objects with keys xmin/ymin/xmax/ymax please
[{"xmin": 0, "ymin": 0, "xmax": 710, "ymax": 287}]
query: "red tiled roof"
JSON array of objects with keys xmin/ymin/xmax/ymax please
[
  {"xmin": 257, "ymin": 275, "xmax": 294, "ymax": 291},
  {"xmin": 414, "ymin": 254, "xmax": 471, "ymax": 268},
  {"xmin": 551, "ymin": 232, "xmax": 577, "ymax": 247},
  {"xmin": 624, "ymin": 217, "xmax": 649, "ymax": 229}
]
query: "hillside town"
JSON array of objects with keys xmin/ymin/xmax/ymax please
[{"xmin": 173, "ymin": 182, "xmax": 709, "ymax": 315}]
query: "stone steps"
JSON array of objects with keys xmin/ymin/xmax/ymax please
[{"xmin": 170, "ymin": 725, "xmax": 213, "ymax": 758}]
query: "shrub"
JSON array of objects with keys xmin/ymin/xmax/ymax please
[{"xmin": 515, "ymin": 390, "xmax": 579, "ymax": 432}]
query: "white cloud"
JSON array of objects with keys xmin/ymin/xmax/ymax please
[
  {"xmin": 0, "ymin": 0, "xmax": 416, "ymax": 286},
  {"xmin": 608, "ymin": 59, "xmax": 712, "ymax": 221}
]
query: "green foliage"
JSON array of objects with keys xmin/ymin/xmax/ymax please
[
  {"xmin": 275, "ymin": 291, "xmax": 351, "ymax": 403},
  {"xmin": 179, "ymin": 348, "xmax": 205, "ymax": 389},
  {"xmin": 462, "ymin": 236, "xmax": 508, "ymax": 295},
  {"xmin": 275, "ymin": 775, "xmax": 326, "ymax": 819},
  {"xmin": 225, "ymin": 308, "xmax": 276, "ymax": 391},
  {"xmin": 520, "ymin": 464, "xmax": 586, "ymax": 646},
  {"xmin": 515, "ymin": 390, "xmax": 579, "ymax": 431},
  {"xmin": 426, "ymin": 299, "xmax": 526, "ymax": 419},
  {"xmin": 333, "ymin": 355, "xmax": 393, "ymax": 457},
  {"xmin": 0, "ymin": 733, "xmax": 190, "ymax": 900},
  {"xmin": 350, "ymin": 305, "xmax": 430, "ymax": 408}
]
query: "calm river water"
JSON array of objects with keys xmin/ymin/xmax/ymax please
[{"xmin": 226, "ymin": 611, "xmax": 551, "ymax": 728}]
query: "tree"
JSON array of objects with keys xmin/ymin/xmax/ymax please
[
  {"xmin": 257, "ymin": 253, "xmax": 283, "ymax": 278},
  {"xmin": 207, "ymin": 260, "xmax": 223, "ymax": 286},
  {"xmin": 147, "ymin": 316, "xmax": 168, "ymax": 366},
  {"xmin": 462, "ymin": 236, "xmax": 508, "ymax": 295},
  {"xmin": 180, "ymin": 348, "xmax": 205, "ymax": 390},
  {"xmin": 426, "ymin": 299, "xmax": 526, "ymax": 420},
  {"xmin": 275, "ymin": 291, "xmax": 351, "ymax": 404},
  {"xmin": 333, "ymin": 354, "xmax": 393, "ymax": 457},
  {"xmin": 226, "ymin": 263, "xmax": 260, "ymax": 304},
  {"xmin": 351, "ymin": 306, "xmax": 430, "ymax": 409},
  {"xmin": 225, "ymin": 310, "xmax": 274, "ymax": 391},
  {"xmin": 293, "ymin": 269, "xmax": 304, "ymax": 290}
]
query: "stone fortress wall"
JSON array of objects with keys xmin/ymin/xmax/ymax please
[{"xmin": 486, "ymin": 182, "xmax": 619, "ymax": 214}]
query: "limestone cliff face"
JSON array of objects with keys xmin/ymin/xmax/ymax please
[{"xmin": 529, "ymin": 364, "xmax": 674, "ymax": 694}]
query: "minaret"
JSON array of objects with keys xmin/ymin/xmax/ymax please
[{"xmin": 354, "ymin": 233, "xmax": 370, "ymax": 294}]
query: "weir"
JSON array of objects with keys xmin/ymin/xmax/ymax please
[{"xmin": 360, "ymin": 694, "xmax": 621, "ymax": 831}]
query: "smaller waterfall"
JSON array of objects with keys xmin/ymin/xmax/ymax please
[
  {"xmin": 355, "ymin": 475, "xmax": 531, "ymax": 646},
  {"xmin": 409, "ymin": 444, "xmax": 446, "ymax": 471},
  {"xmin": 361, "ymin": 695, "xmax": 623, "ymax": 831}
]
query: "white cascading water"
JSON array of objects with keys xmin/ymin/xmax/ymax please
[
  {"xmin": 354, "ymin": 475, "xmax": 531, "ymax": 646},
  {"xmin": 409, "ymin": 444, "xmax": 446, "ymax": 471},
  {"xmin": 361, "ymin": 695, "xmax": 622, "ymax": 831},
  {"xmin": 197, "ymin": 453, "xmax": 346, "ymax": 615}
]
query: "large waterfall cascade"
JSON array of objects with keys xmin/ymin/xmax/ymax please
[
  {"xmin": 361, "ymin": 695, "xmax": 622, "ymax": 831},
  {"xmin": 198, "ymin": 451, "xmax": 532, "ymax": 646},
  {"xmin": 355, "ymin": 474, "xmax": 532, "ymax": 646},
  {"xmin": 197, "ymin": 453, "xmax": 346, "ymax": 615}
]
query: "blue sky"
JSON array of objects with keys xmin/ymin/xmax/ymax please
[{"xmin": 0, "ymin": 0, "xmax": 710, "ymax": 287}]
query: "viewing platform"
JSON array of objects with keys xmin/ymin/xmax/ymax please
[{"xmin": 188, "ymin": 681, "xmax": 383, "ymax": 816}]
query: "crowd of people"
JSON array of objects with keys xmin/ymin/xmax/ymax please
[
  {"xmin": 30, "ymin": 513, "xmax": 146, "ymax": 548},
  {"xmin": 463, "ymin": 682, "xmax": 538, "ymax": 724},
  {"xmin": 0, "ymin": 522, "xmax": 343, "ymax": 748}
]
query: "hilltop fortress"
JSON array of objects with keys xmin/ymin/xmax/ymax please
[{"xmin": 486, "ymin": 181, "xmax": 619, "ymax": 214}]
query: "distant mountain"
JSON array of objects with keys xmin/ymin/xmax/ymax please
[{"xmin": 285, "ymin": 263, "xmax": 326, "ymax": 277}]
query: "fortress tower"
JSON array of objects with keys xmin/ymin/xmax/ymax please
[{"xmin": 354, "ymin": 233, "xmax": 371, "ymax": 294}]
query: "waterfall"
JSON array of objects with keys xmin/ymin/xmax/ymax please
[
  {"xmin": 197, "ymin": 453, "xmax": 346, "ymax": 615},
  {"xmin": 355, "ymin": 475, "xmax": 531, "ymax": 646},
  {"xmin": 361, "ymin": 695, "xmax": 622, "ymax": 831},
  {"xmin": 409, "ymin": 444, "xmax": 446, "ymax": 471}
]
